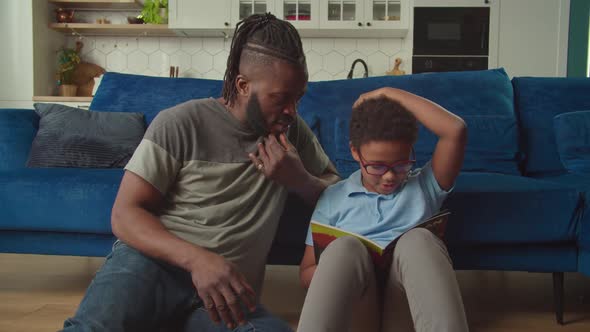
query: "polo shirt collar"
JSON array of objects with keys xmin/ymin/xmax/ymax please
[{"xmin": 345, "ymin": 170, "xmax": 402, "ymax": 199}]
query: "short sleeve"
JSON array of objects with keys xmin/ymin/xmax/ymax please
[
  {"xmin": 416, "ymin": 160, "xmax": 453, "ymax": 209},
  {"xmin": 304, "ymin": 189, "xmax": 334, "ymax": 246},
  {"xmin": 289, "ymin": 115, "xmax": 331, "ymax": 177},
  {"xmin": 124, "ymin": 109, "xmax": 184, "ymax": 194}
]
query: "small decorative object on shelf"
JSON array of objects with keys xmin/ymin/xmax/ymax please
[
  {"xmin": 140, "ymin": 0, "xmax": 168, "ymax": 24},
  {"xmin": 55, "ymin": 8, "xmax": 75, "ymax": 23},
  {"xmin": 386, "ymin": 58, "xmax": 406, "ymax": 76},
  {"xmin": 56, "ymin": 42, "xmax": 82, "ymax": 97}
]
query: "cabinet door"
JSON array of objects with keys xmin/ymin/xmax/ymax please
[
  {"xmin": 276, "ymin": 0, "xmax": 320, "ymax": 29},
  {"xmin": 413, "ymin": 0, "xmax": 492, "ymax": 6},
  {"xmin": 320, "ymin": 0, "xmax": 364, "ymax": 29},
  {"xmin": 233, "ymin": 0, "xmax": 277, "ymax": 23},
  {"xmin": 364, "ymin": 0, "xmax": 408, "ymax": 29},
  {"xmin": 170, "ymin": 0, "xmax": 232, "ymax": 29}
]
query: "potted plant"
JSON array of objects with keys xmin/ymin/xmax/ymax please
[
  {"xmin": 56, "ymin": 46, "xmax": 81, "ymax": 97},
  {"xmin": 140, "ymin": 0, "xmax": 168, "ymax": 24}
]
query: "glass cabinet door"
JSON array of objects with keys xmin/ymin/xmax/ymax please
[
  {"xmin": 320, "ymin": 0, "xmax": 364, "ymax": 29},
  {"xmin": 233, "ymin": 0, "xmax": 276, "ymax": 22},
  {"xmin": 278, "ymin": 0, "xmax": 320, "ymax": 29},
  {"xmin": 364, "ymin": 0, "xmax": 407, "ymax": 28}
]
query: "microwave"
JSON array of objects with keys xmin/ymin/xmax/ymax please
[{"xmin": 413, "ymin": 7, "xmax": 490, "ymax": 56}]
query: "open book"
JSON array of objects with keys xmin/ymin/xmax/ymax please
[{"xmin": 311, "ymin": 210, "xmax": 450, "ymax": 270}]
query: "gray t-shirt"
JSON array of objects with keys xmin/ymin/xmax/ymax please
[{"xmin": 125, "ymin": 98, "xmax": 329, "ymax": 293}]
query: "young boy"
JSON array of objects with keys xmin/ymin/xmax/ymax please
[{"xmin": 297, "ymin": 87, "xmax": 469, "ymax": 332}]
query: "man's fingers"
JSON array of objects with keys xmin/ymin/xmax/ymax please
[
  {"xmin": 266, "ymin": 135, "xmax": 286, "ymax": 157},
  {"xmin": 257, "ymin": 142, "xmax": 271, "ymax": 166},
  {"xmin": 219, "ymin": 285, "xmax": 246, "ymax": 327},
  {"xmin": 231, "ymin": 277, "xmax": 257, "ymax": 313},
  {"xmin": 202, "ymin": 294, "xmax": 221, "ymax": 324},
  {"xmin": 279, "ymin": 133, "xmax": 295, "ymax": 151},
  {"xmin": 210, "ymin": 290, "xmax": 235, "ymax": 328}
]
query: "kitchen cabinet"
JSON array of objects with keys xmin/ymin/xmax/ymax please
[
  {"xmin": 276, "ymin": 0, "xmax": 320, "ymax": 29},
  {"xmin": 170, "ymin": 0, "xmax": 408, "ymax": 37},
  {"xmin": 320, "ymin": 0, "xmax": 407, "ymax": 30}
]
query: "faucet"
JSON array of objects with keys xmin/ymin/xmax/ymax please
[{"xmin": 347, "ymin": 59, "xmax": 368, "ymax": 79}]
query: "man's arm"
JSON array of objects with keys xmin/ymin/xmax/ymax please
[
  {"xmin": 249, "ymin": 133, "xmax": 340, "ymax": 206},
  {"xmin": 354, "ymin": 88, "xmax": 467, "ymax": 191},
  {"xmin": 111, "ymin": 171, "xmax": 256, "ymax": 329}
]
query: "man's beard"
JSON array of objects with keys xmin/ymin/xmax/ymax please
[{"xmin": 246, "ymin": 93, "xmax": 270, "ymax": 137}]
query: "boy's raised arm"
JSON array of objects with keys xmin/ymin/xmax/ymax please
[{"xmin": 354, "ymin": 88, "xmax": 467, "ymax": 191}]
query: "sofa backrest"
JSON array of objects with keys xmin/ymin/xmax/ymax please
[
  {"xmin": 512, "ymin": 77, "xmax": 590, "ymax": 177},
  {"xmin": 90, "ymin": 72, "xmax": 223, "ymax": 124},
  {"xmin": 0, "ymin": 109, "xmax": 38, "ymax": 171},
  {"xmin": 298, "ymin": 68, "xmax": 520, "ymax": 177}
]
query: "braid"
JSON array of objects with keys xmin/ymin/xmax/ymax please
[{"xmin": 222, "ymin": 13, "xmax": 307, "ymax": 106}]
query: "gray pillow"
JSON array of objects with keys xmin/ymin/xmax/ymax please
[{"xmin": 27, "ymin": 103, "xmax": 145, "ymax": 168}]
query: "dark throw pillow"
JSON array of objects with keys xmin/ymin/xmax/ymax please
[
  {"xmin": 27, "ymin": 103, "xmax": 145, "ymax": 168},
  {"xmin": 554, "ymin": 110, "xmax": 590, "ymax": 174}
]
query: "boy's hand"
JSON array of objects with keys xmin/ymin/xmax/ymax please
[{"xmin": 353, "ymin": 87, "xmax": 398, "ymax": 109}]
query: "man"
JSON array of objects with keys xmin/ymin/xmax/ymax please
[{"xmin": 62, "ymin": 13, "xmax": 339, "ymax": 332}]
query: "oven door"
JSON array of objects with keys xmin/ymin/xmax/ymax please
[{"xmin": 413, "ymin": 7, "xmax": 489, "ymax": 56}]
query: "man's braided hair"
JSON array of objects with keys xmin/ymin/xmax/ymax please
[
  {"xmin": 222, "ymin": 13, "xmax": 307, "ymax": 107},
  {"xmin": 350, "ymin": 97, "xmax": 418, "ymax": 149}
]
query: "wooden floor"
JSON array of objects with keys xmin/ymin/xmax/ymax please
[{"xmin": 1, "ymin": 253, "xmax": 590, "ymax": 332}]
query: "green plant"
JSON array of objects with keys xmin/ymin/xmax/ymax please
[
  {"xmin": 140, "ymin": 0, "xmax": 168, "ymax": 24},
  {"xmin": 56, "ymin": 47, "xmax": 80, "ymax": 85}
]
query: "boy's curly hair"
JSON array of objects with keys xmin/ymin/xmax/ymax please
[{"xmin": 349, "ymin": 96, "xmax": 418, "ymax": 149}]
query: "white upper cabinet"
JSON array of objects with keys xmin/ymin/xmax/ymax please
[
  {"xmin": 275, "ymin": 0, "xmax": 321, "ymax": 29},
  {"xmin": 170, "ymin": 0, "xmax": 407, "ymax": 37},
  {"xmin": 318, "ymin": 0, "xmax": 408, "ymax": 36},
  {"xmin": 234, "ymin": 0, "xmax": 277, "ymax": 22},
  {"xmin": 169, "ymin": 0, "xmax": 233, "ymax": 31},
  {"xmin": 364, "ymin": 0, "xmax": 408, "ymax": 29}
]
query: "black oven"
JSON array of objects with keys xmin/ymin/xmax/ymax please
[
  {"xmin": 412, "ymin": 7, "xmax": 490, "ymax": 74},
  {"xmin": 414, "ymin": 7, "xmax": 490, "ymax": 56}
]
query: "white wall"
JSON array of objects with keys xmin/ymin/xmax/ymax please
[
  {"xmin": 0, "ymin": 1, "xmax": 34, "ymax": 108},
  {"xmin": 496, "ymin": 0, "xmax": 570, "ymax": 77}
]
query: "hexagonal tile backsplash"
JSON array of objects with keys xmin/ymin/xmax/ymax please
[{"xmin": 68, "ymin": 33, "xmax": 409, "ymax": 81}]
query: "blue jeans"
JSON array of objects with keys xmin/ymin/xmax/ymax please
[{"xmin": 61, "ymin": 242, "xmax": 293, "ymax": 332}]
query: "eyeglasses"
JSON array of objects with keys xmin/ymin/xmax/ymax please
[{"xmin": 358, "ymin": 149, "xmax": 416, "ymax": 176}]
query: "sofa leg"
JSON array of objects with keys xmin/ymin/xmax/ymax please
[{"xmin": 553, "ymin": 272, "xmax": 564, "ymax": 325}]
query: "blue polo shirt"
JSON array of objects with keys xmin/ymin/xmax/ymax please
[{"xmin": 305, "ymin": 161, "xmax": 452, "ymax": 247}]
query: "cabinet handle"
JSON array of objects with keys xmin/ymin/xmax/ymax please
[
  {"xmin": 366, "ymin": 22, "xmax": 372, "ymax": 27},
  {"xmin": 358, "ymin": 22, "xmax": 363, "ymax": 27},
  {"xmin": 224, "ymin": 22, "xmax": 229, "ymax": 27}
]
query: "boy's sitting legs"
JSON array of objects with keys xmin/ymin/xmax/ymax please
[
  {"xmin": 298, "ymin": 236, "xmax": 380, "ymax": 332},
  {"xmin": 384, "ymin": 228, "xmax": 468, "ymax": 332}
]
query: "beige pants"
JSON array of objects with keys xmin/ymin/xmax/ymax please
[{"xmin": 297, "ymin": 228, "xmax": 469, "ymax": 332}]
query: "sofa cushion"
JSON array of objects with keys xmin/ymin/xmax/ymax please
[
  {"xmin": 554, "ymin": 111, "xmax": 590, "ymax": 174},
  {"xmin": 90, "ymin": 72, "xmax": 223, "ymax": 124},
  {"xmin": 0, "ymin": 168, "xmax": 123, "ymax": 234},
  {"xmin": 27, "ymin": 103, "xmax": 145, "ymax": 168},
  {"xmin": 512, "ymin": 77, "xmax": 590, "ymax": 176},
  {"xmin": 299, "ymin": 68, "xmax": 519, "ymax": 177},
  {"xmin": 443, "ymin": 172, "xmax": 582, "ymax": 245},
  {"xmin": 0, "ymin": 109, "xmax": 38, "ymax": 171},
  {"xmin": 331, "ymin": 114, "xmax": 520, "ymax": 178}
]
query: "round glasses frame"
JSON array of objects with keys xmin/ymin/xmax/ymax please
[{"xmin": 358, "ymin": 149, "xmax": 416, "ymax": 176}]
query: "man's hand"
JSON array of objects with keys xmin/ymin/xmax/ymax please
[
  {"xmin": 248, "ymin": 133, "xmax": 309, "ymax": 191},
  {"xmin": 189, "ymin": 250, "xmax": 256, "ymax": 329}
]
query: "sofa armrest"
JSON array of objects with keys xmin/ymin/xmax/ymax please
[{"xmin": 0, "ymin": 109, "xmax": 39, "ymax": 171}]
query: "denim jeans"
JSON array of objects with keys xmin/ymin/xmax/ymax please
[{"xmin": 61, "ymin": 242, "xmax": 293, "ymax": 332}]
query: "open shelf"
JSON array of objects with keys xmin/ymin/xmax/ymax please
[
  {"xmin": 49, "ymin": 0, "xmax": 142, "ymax": 10},
  {"xmin": 49, "ymin": 23, "xmax": 176, "ymax": 36},
  {"xmin": 33, "ymin": 96, "xmax": 93, "ymax": 102}
]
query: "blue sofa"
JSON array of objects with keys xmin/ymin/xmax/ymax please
[{"xmin": 1, "ymin": 69, "xmax": 588, "ymax": 324}]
